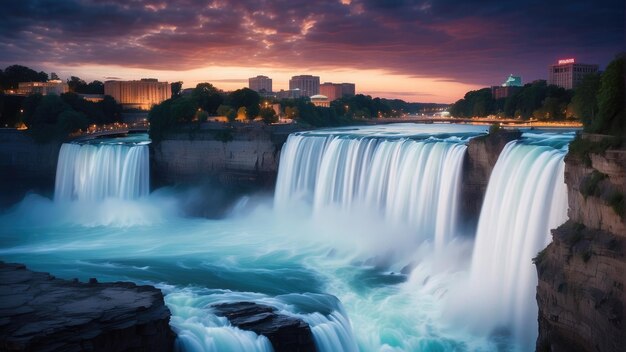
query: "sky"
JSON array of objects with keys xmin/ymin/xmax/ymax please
[{"xmin": 0, "ymin": 0, "xmax": 623, "ymax": 103}]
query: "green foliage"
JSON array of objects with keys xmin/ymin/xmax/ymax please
[
  {"xmin": 171, "ymin": 81, "xmax": 183, "ymax": 98},
  {"xmin": 66, "ymin": 76, "xmax": 104, "ymax": 94},
  {"xmin": 217, "ymin": 104, "xmax": 236, "ymax": 122},
  {"xmin": 0, "ymin": 94, "xmax": 24, "ymax": 127},
  {"xmin": 192, "ymin": 83, "xmax": 223, "ymax": 114},
  {"xmin": 489, "ymin": 123, "xmax": 501, "ymax": 134},
  {"xmin": 0, "ymin": 65, "xmax": 48, "ymax": 90},
  {"xmin": 148, "ymin": 99, "xmax": 176, "ymax": 143},
  {"xmin": 568, "ymin": 134, "xmax": 621, "ymax": 166},
  {"xmin": 579, "ymin": 170, "xmax": 607, "ymax": 198},
  {"xmin": 571, "ymin": 73, "xmax": 601, "ymax": 125},
  {"xmin": 57, "ymin": 109, "xmax": 89, "ymax": 134},
  {"xmin": 259, "ymin": 107, "xmax": 278, "ymax": 124},
  {"xmin": 591, "ymin": 56, "xmax": 625, "ymax": 136},
  {"xmin": 170, "ymin": 95, "xmax": 197, "ymax": 123},
  {"xmin": 228, "ymin": 88, "xmax": 260, "ymax": 119}
]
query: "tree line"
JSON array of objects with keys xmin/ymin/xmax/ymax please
[{"xmin": 449, "ymin": 54, "xmax": 624, "ymax": 136}]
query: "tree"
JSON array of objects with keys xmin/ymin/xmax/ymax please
[
  {"xmin": 217, "ymin": 104, "xmax": 236, "ymax": 122},
  {"xmin": 259, "ymin": 107, "xmax": 278, "ymax": 124},
  {"xmin": 84, "ymin": 80, "xmax": 104, "ymax": 94},
  {"xmin": 571, "ymin": 73, "xmax": 601, "ymax": 124},
  {"xmin": 228, "ymin": 88, "xmax": 260, "ymax": 119},
  {"xmin": 192, "ymin": 83, "xmax": 223, "ymax": 114},
  {"xmin": 236, "ymin": 107, "xmax": 247, "ymax": 121},
  {"xmin": 50, "ymin": 72, "xmax": 60, "ymax": 81},
  {"xmin": 148, "ymin": 99, "xmax": 176, "ymax": 143},
  {"xmin": 67, "ymin": 76, "xmax": 87, "ymax": 93},
  {"xmin": 0, "ymin": 65, "xmax": 48, "ymax": 90},
  {"xmin": 170, "ymin": 95, "xmax": 197, "ymax": 123},
  {"xmin": 592, "ymin": 56, "xmax": 625, "ymax": 136},
  {"xmin": 57, "ymin": 109, "xmax": 89, "ymax": 134},
  {"xmin": 99, "ymin": 96, "xmax": 122, "ymax": 124},
  {"xmin": 171, "ymin": 81, "xmax": 183, "ymax": 98}
]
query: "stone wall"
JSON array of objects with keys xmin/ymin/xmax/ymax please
[{"xmin": 536, "ymin": 135, "xmax": 626, "ymax": 352}]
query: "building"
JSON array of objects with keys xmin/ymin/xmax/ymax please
[
  {"xmin": 548, "ymin": 58, "xmax": 598, "ymax": 90},
  {"xmin": 248, "ymin": 75, "xmax": 272, "ymax": 93},
  {"xmin": 310, "ymin": 94, "xmax": 330, "ymax": 107},
  {"xmin": 10, "ymin": 80, "xmax": 69, "ymax": 96},
  {"xmin": 104, "ymin": 79, "xmax": 170, "ymax": 110},
  {"xmin": 275, "ymin": 89, "xmax": 302, "ymax": 100},
  {"xmin": 289, "ymin": 75, "xmax": 320, "ymax": 97},
  {"xmin": 340, "ymin": 83, "xmax": 355, "ymax": 97},
  {"xmin": 320, "ymin": 82, "xmax": 356, "ymax": 101},
  {"xmin": 78, "ymin": 94, "xmax": 105, "ymax": 103},
  {"xmin": 491, "ymin": 74, "xmax": 523, "ymax": 99}
]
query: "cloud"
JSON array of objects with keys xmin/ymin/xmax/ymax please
[{"xmin": 0, "ymin": 0, "xmax": 622, "ymax": 87}]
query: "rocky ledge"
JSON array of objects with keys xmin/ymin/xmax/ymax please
[
  {"xmin": 535, "ymin": 136, "xmax": 625, "ymax": 352},
  {"xmin": 211, "ymin": 302, "xmax": 315, "ymax": 352},
  {"xmin": 0, "ymin": 262, "xmax": 175, "ymax": 352}
]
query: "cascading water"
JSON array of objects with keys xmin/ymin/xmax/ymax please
[
  {"xmin": 466, "ymin": 133, "xmax": 572, "ymax": 350},
  {"xmin": 2, "ymin": 123, "xmax": 579, "ymax": 352},
  {"xmin": 275, "ymin": 125, "xmax": 477, "ymax": 248},
  {"xmin": 54, "ymin": 135, "xmax": 150, "ymax": 201}
]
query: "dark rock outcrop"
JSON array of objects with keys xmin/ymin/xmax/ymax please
[
  {"xmin": 536, "ymin": 136, "xmax": 626, "ymax": 352},
  {"xmin": 211, "ymin": 302, "xmax": 315, "ymax": 352},
  {"xmin": 151, "ymin": 123, "xmax": 307, "ymax": 190},
  {"xmin": 0, "ymin": 262, "xmax": 175, "ymax": 352},
  {"xmin": 460, "ymin": 129, "xmax": 522, "ymax": 230}
]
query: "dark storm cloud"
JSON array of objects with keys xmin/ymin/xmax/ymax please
[{"xmin": 0, "ymin": 0, "xmax": 622, "ymax": 85}]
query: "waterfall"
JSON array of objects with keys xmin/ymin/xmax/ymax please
[
  {"xmin": 468, "ymin": 138, "xmax": 569, "ymax": 350},
  {"xmin": 54, "ymin": 141, "xmax": 150, "ymax": 202},
  {"xmin": 275, "ymin": 132, "xmax": 468, "ymax": 247}
]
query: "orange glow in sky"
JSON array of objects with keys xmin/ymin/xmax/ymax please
[{"xmin": 49, "ymin": 64, "xmax": 479, "ymax": 104}]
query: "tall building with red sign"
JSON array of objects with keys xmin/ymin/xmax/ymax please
[{"xmin": 548, "ymin": 58, "xmax": 598, "ymax": 90}]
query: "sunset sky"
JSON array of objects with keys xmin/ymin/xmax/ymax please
[{"xmin": 0, "ymin": 0, "xmax": 623, "ymax": 103}]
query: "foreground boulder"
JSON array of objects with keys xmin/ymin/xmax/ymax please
[
  {"xmin": 212, "ymin": 302, "xmax": 315, "ymax": 352},
  {"xmin": 0, "ymin": 262, "xmax": 175, "ymax": 351}
]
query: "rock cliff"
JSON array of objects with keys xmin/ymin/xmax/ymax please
[
  {"xmin": 459, "ymin": 129, "xmax": 522, "ymax": 230},
  {"xmin": 151, "ymin": 124, "xmax": 303, "ymax": 189},
  {"xmin": 535, "ymin": 135, "xmax": 625, "ymax": 352},
  {"xmin": 0, "ymin": 262, "xmax": 175, "ymax": 352},
  {"xmin": 211, "ymin": 302, "xmax": 316, "ymax": 352}
]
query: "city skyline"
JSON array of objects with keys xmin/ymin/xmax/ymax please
[{"xmin": 0, "ymin": 0, "xmax": 622, "ymax": 103}]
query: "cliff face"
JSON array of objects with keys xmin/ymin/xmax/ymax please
[
  {"xmin": 536, "ymin": 136, "xmax": 626, "ymax": 352},
  {"xmin": 0, "ymin": 262, "xmax": 175, "ymax": 352},
  {"xmin": 459, "ymin": 130, "xmax": 522, "ymax": 230},
  {"xmin": 151, "ymin": 125, "xmax": 300, "ymax": 189},
  {"xmin": 0, "ymin": 130, "xmax": 60, "ymax": 207}
]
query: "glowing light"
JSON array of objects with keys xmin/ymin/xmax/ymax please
[{"xmin": 558, "ymin": 58, "xmax": 575, "ymax": 64}]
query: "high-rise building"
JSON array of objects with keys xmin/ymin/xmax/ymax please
[
  {"xmin": 289, "ymin": 75, "xmax": 320, "ymax": 97},
  {"xmin": 104, "ymin": 79, "xmax": 170, "ymax": 110},
  {"xmin": 548, "ymin": 58, "xmax": 598, "ymax": 90},
  {"xmin": 340, "ymin": 83, "xmax": 355, "ymax": 97},
  {"xmin": 320, "ymin": 82, "xmax": 356, "ymax": 101},
  {"xmin": 320, "ymin": 83, "xmax": 342, "ymax": 101},
  {"xmin": 10, "ymin": 80, "xmax": 69, "ymax": 96},
  {"xmin": 248, "ymin": 75, "xmax": 272, "ymax": 93}
]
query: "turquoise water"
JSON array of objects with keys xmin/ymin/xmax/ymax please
[{"xmin": 0, "ymin": 125, "xmax": 575, "ymax": 351}]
